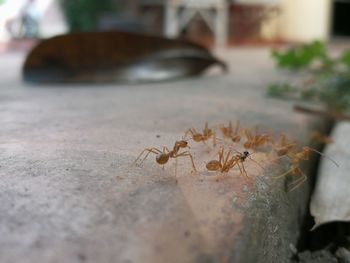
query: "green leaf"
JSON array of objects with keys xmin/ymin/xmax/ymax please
[{"xmin": 271, "ymin": 41, "xmax": 331, "ymax": 70}]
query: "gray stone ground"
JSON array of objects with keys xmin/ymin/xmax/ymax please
[
  {"xmin": 311, "ymin": 121, "xmax": 350, "ymax": 227},
  {"xmin": 0, "ymin": 48, "xmax": 325, "ymax": 263}
]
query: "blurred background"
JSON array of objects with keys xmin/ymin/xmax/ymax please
[
  {"xmin": 1, "ymin": 2, "xmax": 350, "ymax": 262},
  {"xmin": 0, "ymin": 0, "xmax": 349, "ymax": 52}
]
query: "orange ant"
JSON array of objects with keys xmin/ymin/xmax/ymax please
[
  {"xmin": 243, "ymin": 128, "xmax": 271, "ymax": 150},
  {"xmin": 311, "ymin": 131, "xmax": 334, "ymax": 144},
  {"xmin": 220, "ymin": 120, "xmax": 241, "ymax": 142},
  {"xmin": 184, "ymin": 122, "xmax": 217, "ymax": 146},
  {"xmin": 273, "ymin": 133, "xmax": 296, "ymax": 157},
  {"xmin": 206, "ymin": 147, "xmax": 237, "ymax": 175},
  {"xmin": 206, "ymin": 147, "xmax": 262, "ymax": 179},
  {"xmin": 274, "ymin": 146, "xmax": 339, "ymax": 191},
  {"xmin": 132, "ymin": 140, "xmax": 198, "ymax": 181}
]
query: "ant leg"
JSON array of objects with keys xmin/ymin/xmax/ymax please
[
  {"xmin": 184, "ymin": 129, "xmax": 196, "ymax": 141},
  {"xmin": 175, "ymin": 156, "xmax": 178, "ymax": 182},
  {"xmin": 289, "ymin": 172, "xmax": 307, "ymax": 191},
  {"xmin": 160, "ymin": 147, "xmax": 169, "ymax": 170},
  {"xmin": 175, "ymin": 151, "xmax": 198, "ymax": 173},
  {"xmin": 139, "ymin": 148, "xmax": 162, "ymax": 165},
  {"xmin": 222, "ymin": 149, "xmax": 231, "ymax": 167},
  {"xmin": 131, "ymin": 148, "xmax": 161, "ymax": 166},
  {"xmin": 241, "ymin": 162, "xmax": 249, "ymax": 178},
  {"xmin": 235, "ymin": 162, "xmax": 244, "ymax": 177},
  {"xmin": 272, "ymin": 167, "xmax": 293, "ymax": 179},
  {"xmin": 237, "ymin": 162, "xmax": 249, "ymax": 178},
  {"xmin": 235, "ymin": 120, "xmax": 240, "ymax": 135},
  {"xmin": 163, "ymin": 147, "xmax": 171, "ymax": 154},
  {"xmin": 183, "ymin": 129, "xmax": 191, "ymax": 139}
]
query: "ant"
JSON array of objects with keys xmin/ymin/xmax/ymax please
[
  {"xmin": 220, "ymin": 120, "xmax": 241, "ymax": 142},
  {"xmin": 206, "ymin": 147, "xmax": 237, "ymax": 176},
  {"xmin": 132, "ymin": 140, "xmax": 198, "ymax": 181},
  {"xmin": 311, "ymin": 131, "xmax": 334, "ymax": 144},
  {"xmin": 274, "ymin": 146, "xmax": 339, "ymax": 191},
  {"xmin": 184, "ymin": 122, "xmax": 216, "ymax": 146},
  {"xmin": 273, "ymin": 133, "xmax": 296, "ymax": 157},
  {"xmin": 243, "ymin": 128, "xmax": 271, "ymax": 150},
  {"xmin": 206, "ymin": 147, "xmax": 260, "ymax": 179}
]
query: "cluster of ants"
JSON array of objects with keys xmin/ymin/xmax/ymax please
[{"xmin": 132, "ymin": 121, "xmax": 338, "ymax": 191}]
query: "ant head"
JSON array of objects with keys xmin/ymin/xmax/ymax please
[
  {"xmin": 243, "ymin": 151, "xmax": 250, "ymax": 157},
  {"xmin": 178, "ymin": 140, "xmax": 188, "ymax": 148}
]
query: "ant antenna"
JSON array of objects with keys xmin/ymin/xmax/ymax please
[
  {"xmin": 305, "ymin": 147, "xmax": 339, "ymax": 167},
  {"xmin": 248, "ymin": 155, "xmax": 265, "ymax": 170}
]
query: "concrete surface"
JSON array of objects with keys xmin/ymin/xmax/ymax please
[
  {"xmin": 0, "ymin": 48, "xmax": 327, "ymax": 263},
  {"xmin": 311, "ymin": 121, "xmax": 350, "ymax": 228}
]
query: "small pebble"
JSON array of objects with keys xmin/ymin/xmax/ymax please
[{"xmin": 336, "ymin": 247, "xmax": 350, "ymax": 263}]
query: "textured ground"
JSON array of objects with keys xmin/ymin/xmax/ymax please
[{"xmin": 0, "ymin": 48, "xmax": 327, "ymax": 263}]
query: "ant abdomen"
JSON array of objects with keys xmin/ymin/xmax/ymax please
[
  {"xmin": 156, "ymin": 153, "xmax": 169, "ymax": 164},
  {"xmin": 206, "ymin": 160, "xmax": 222, "ymax": 171}
]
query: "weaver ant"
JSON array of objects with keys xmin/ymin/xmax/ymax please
[
  {"xmin": 274, "ymin": 146, "xmax": 339, "ymax": 191},
  {"xmin": 273, "ymin": 133, "xmax": 296, "ymax": 157},
  {"xmin": 184, "ymin": 122, "xmax": 216, "ymax": 146},
  {"xmin": 206, "ymin": 147, "xmax": 262, "ymax": 179},
  {"xmin": 132, "ymin": 139, "xmax": 198, "ymax": 181},
  {"xmin": 243, "ymin": 128, "xmax": 271, "ymax": 150},
  {"xmin": 220, "ymin": 120, "xmax": 241, "ymax": 142},
  {"xmin": 311, "ymin": 131, "xmax": 334, "ymax": 144}
]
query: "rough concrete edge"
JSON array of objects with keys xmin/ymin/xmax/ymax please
[
  {"xmin": 229, "ymin": 119, "xmax": 333, "ymax": 263},
  {"xmin": 310, "ymin": 120, "xmax": 350, "ymax": 229}
]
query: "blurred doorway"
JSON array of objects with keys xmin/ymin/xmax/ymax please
[{"xmin": 332, "ymin": 0, "xmax": 350, "ymax": 37}]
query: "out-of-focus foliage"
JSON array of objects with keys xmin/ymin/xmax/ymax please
[
  {"xmin": 268, "ymin": 41, "xmax": 350, "ymax": 113},
  {"xmin": 267, "ymin": 83, "xmax": 296, "ymax": 97},
  {"xmin": 340, "ymin": 50, "xmax": 350, "ymax": 68},
  {"xmin": 271, "ymin": 41, "xmax": 332, "ymax": 70},
  {"xmin": 0, "ymin": 0, "xmax": 5, "ymax": 5},
  {"xmin": 60, "ymin": 0, "xmax": 118, "ymax": 31}
]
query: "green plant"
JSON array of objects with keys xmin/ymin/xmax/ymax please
[
  {"xmin": 271, "ymin": 41, "xmax": 332, "ymax": 70},
  {"xmin": 60, "ymin": 0, "xmax": 118, "ymax": 31},
  {"xmin": 340, "ymin": 50, "xmax": 350, "ymax": 69},
  {"xmin": 268, "ymin": 41, "xmax": 350, "ymax": 116},
  {"xmin": 267, "ymin": 83, "xmax": 296, "ymax": 97}
]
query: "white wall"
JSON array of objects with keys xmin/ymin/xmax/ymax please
[
  {"xmin": 0, "ymin": 0, "xmax": 67, "ymax": 42},
  {"xmin": 39, "ymin": 0, "xmax": 68, "ymax": 37},
  {"xmin": 0, "ymin": 0, "xmax": 27, "ymax": 41},
  {"xmin": 277, "ymin": 0, "xmax": 332, "ymax": 42},
  {"xmin": 259, "ymin": 0, "xmax": 332, "ymax": 42}
]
